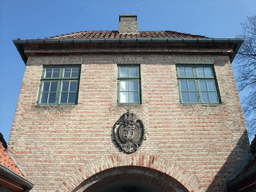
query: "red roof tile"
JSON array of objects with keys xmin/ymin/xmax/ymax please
[
  {"xmin": 0, "ymin": 141, "xmax": 26, "ymax": 179},
  {"xmin": 46, "ymin": 30, "xmax": 208, "ymax": 39}
]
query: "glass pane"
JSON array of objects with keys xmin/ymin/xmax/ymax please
[
  {"xmin": 70, "ymin": 82, "xmax": 77, "ymax": 92},
  {"xmin": 62, "ymin": 82, "xmax": 69, "ymax": 91},
  {"xmin": 204, "ymin": 67, "xmax": 213, "ymax": 77},
  {"xmin": 48, "ymin": 93, "xmax": 56, "ymax": 103},
  {"xmin": 120, "ymin": 67, "xmax": 129, "ymax": 77},
  {"xmin": 64, "ymin": 68, "xmax": 71, "ymax": 77},
  {"xmin": 45, "ymin": 69, "xmax": 52, "ymax": 77},
  {"xmin": 186, "ymin": 67, "xmax": 193, "ymax": 77},
  {"xmin": 120, "ymin": 92, "xmax": 128, "ymax": 103},
  {"xmin": 68, "ymin": 93, "xmax": 76, "ymax": 103},
  {"xmin": 188, "ymin": 80, "xmax": 196, "ymax": 91},
  {"xmin": 197, "ymin": 67, "xmax": 204, "ymax": 77},
  {"xmin": 178, "ymin": 67, "xmax": 186, "ymax": 76},
  {"xmin": 181, "ymin": 92, "xmax": 189, "ymax": 102},
  {"xmin": 209, "ymin": 92, "xmax": 217, "ymax": 102},
  {"xmin": 43, "ymin": 82, "xmax": 50, "ymax": 92},
  {"xmin": 120, "ymin": 81, "xmax": 128, "ymax": 91},
  {"xmin": 199, "ymin": 81, "xmax": 207, "ymax": 91},
  {"xmin": 129, "ymin": 81, "xmax": 138, "ymax": 91},
  {"xmin": 61, "ymin": 93, "xmax": 68, "ymax": 103},
  {"xmin": 41, "ymin": 93, "xmax": 48, "ymax": 103},
  {"xmin": 52, "ymin": 68, "xmax": 60, "ymax": 77},
  {"xmin": 129, "ymin": 67, "xmax": 138, "ymax": 77},
  {"xmin": 207, "ymin": 81, "xmax": 215, "ymax": 91},
  {"xmin": 201, "ymin": 92, "xmax": 209, "ymax": 103},
  {"xmin": 180, "ymin": 80, "xmax": 188, "ymax": 91},
  {"xmin": 190, "ymin": 92, "xmax": 197, "ymax": 102},
  {"xmin": 50, "ymin": 82, "xmax": 58, "ymax": 92},
  {"xmin": 71, "ymin": 68, "xmax": 79, "ymax": 77},
  {"xmin": 129, "ymin": 92, "xmax": 139, "ymax": 103}
]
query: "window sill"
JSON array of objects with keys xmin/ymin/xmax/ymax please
[
  {"xmin": 180, "ymin": 103, "xmax": 220, "ymax": 107},
  {"xmin": 34, "ymin": 104, "xmax": 77, "ymax": 110},
  {"xmin": 117, "ymin": 103, "xmax": 141, "ymax": 105}
]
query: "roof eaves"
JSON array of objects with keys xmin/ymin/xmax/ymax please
[
  {"xmin": 13, "ymin": 38, "xmax": 244, "ymax": 64},
  {"xmin": 59, "ymin": 39, "xmax": 74, "ymax": 44},
  {"xmin": 74, "ymin": 39, "xmax": 91, "ymax": 43},
  {"xmin": 0, "ymin": 164, "xmax": 34, "ymax": 190},
  {"xmin": 13, "ymin": 40, "xmax": 27, "ymax": 64},
  {"xmin": 184, "ymin": 38, "xmax": 198, "ymax": 43},
  {"xmin": 91, "ymin": 39, "xmax": 105, "ymax": 43},
  {"xmin": 137, "ymin": 38, "xmax": 151, "ymax": 42},
  {"xmin": 228, "ymin": 38, "xmax": 244, "ymax": 62},
  {"xmin": 152, "ymin": 38, "xmax": 168, "ymax": 43},
  {"xmin": 105, "ymin": 38, "xmax": 120, "ymax": 43},
  {"xmin": 167, "ymin": 38, "xmax": 183, "ymax": 43},
  {"xmin": 197, "ymin": 38, "xmax": 213, "ymax": 43},
  {"xmin": 120, "ymin": 38, "xmax": 137, "ymax": 43},
  {"xmin": 44, "ymin": 39, "xmax": 59, "ymax": 44},
  {"xmin": 27, "ymin": 39, "xmax": 45, "ymax": 44}
]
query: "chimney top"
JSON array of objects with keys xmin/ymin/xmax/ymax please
[{"xmin": 118, "ymin": 14, "xmax": 138, "ymax": 34}]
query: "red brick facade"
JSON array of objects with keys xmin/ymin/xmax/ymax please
[{"xmin": 10, "ymin": 16, "xmax": 249, "ymax": 191}]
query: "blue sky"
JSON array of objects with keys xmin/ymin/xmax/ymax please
[{"xmin": 1, "ymin": 0, "xmax": 256, "ymax": 143}]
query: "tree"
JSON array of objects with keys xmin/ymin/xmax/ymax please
[{"xmin": 235, "ymin": 15, "xmax": 256, "ymax": 141}]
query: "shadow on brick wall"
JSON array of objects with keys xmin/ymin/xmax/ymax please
[{"xmin": 206, "ymin": 130, "xmax": 250, "ymax": 191}]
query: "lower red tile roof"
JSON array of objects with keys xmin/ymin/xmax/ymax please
[{"xmin": 0, "ymin": 142, "xmax": 26, "ymax": 179}]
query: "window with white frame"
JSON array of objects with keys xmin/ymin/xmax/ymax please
[{"xmin": 117, "ymin": 65, "xmax": 141, "ymax": 104}]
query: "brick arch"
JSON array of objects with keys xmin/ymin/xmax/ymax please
[{"xmin": 56, "ymin": 154, "xmax": 204, "ymax": 192}]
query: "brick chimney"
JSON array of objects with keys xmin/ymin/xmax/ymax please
[{"xmin": 118, "ymin": 14, "xmax": 138, "ymax": 34}]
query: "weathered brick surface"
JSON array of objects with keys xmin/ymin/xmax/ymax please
[{"xmin": 8, "ymin": 50, "xmax": 250, "ymax": 192}]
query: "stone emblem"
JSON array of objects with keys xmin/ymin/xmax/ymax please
[{"xmin": 113, "ymin": 110, "xmax": 144, "ymax": 154}]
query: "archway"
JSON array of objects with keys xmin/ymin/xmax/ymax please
[
  {"xmin": 80, "ymin": 166, "xmax": 189, "ymax": 192},
  {"xmin": 56, "ymin": 154, "xmax": 203, "ymax": 192}
]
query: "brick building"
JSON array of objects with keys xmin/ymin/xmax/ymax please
[{"xmin": 9, "ymin": 15, "xmax": 250, "ymax": 191}]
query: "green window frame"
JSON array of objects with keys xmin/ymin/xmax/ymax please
[
  {"xmin": 38, "ymin": 65, "xmax": 80, "ymax": 105},
  {"xmin": 176, "ymin": 65, "xmax": 220, "ymax": 104},
  {"xmin": 117, "ymin": 65, "xmax": 141, "ymax": 104}
]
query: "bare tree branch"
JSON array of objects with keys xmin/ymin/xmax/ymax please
[{"xmin": 234, "ymin": 15, "xmax": 256, "ymax": 140}]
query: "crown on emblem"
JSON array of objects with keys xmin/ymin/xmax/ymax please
[{"xmin": 124, "ymin": 109, "xmax": 133, "ymax": 125}]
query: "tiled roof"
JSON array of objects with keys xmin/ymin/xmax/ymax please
[
  {"xmin": 0, "ymin": 141, "xmax": 26, "ymax": 179},
  {"xmin": 47, "ymin": 31, "xmax": 208, "ymax": 39}
]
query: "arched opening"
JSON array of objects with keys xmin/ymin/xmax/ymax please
[
  {"xmin": 56, "ymin": 154, "xmax": 203, "ymax": 192},
  {"xmin": 76, "ymin": 166, "xmax": 189, "ymax": 192}
]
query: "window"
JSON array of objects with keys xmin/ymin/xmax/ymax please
[
  {"xmin": 118, "ymin": 65, "xmax": 140, "ymax": 104},
  {"xmin": 38, "ymin": 66, "xmax": 80, "ymax": 105},
  {"xmin": 177, "ymin": 65, "xmax": 219, "ymax": 104}
]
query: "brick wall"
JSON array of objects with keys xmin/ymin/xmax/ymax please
[{"xmin": 8, "ymin": 52, "xmax": 250, "ymax": 192}]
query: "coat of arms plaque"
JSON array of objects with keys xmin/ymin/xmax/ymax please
[{"xmin": 113, "ymin": 110, "xmax": 145, "ymax": 154}]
